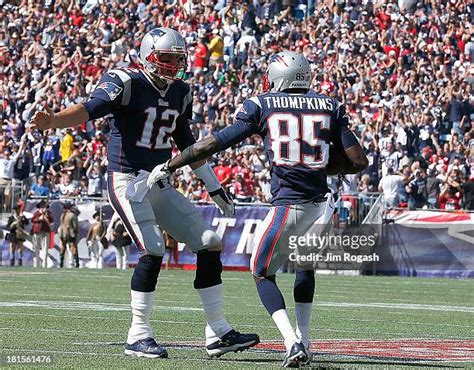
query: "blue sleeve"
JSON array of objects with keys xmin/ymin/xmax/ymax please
[
  {"xmin": 83, "ymin": 97, "xmax": 116, "ymax": 120},
  {"xmin": 83, "ymin": 69, "xmax": 131, "ymax": 120},
  {"xmin": 172, "ymin": 89, "xmax": 197, "ymax": 151},
  {"xmin": 215, "ymin": 98, "xmax": 261, "ymax": 150},
  {"xmin": 331, "ymin": 101, "xmax": 359, "ymax": 150}
]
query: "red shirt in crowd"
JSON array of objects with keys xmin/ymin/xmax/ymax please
[
  {"xmin": 439, "ymin": 192, "xmax": 462, "ymax": 210},
  {"xmin": 214, "ymin": 165, "xmax": 232, "ymax": 186},
  {"xmin": 194, "ymin": 43, "xmax": 208, "ymax": 68},
  {"xmin": 231, "ymin": 165, "xmax": 252, "ymax": 180},
  {"xmin": 375, "ymin": 11, "xmax": 391, "ymax": 30},
  {"xmin": 83, "ymin": 63, "xmax": 102, "ymax": 77},
  {"xmin": 383, "ymin": 45, "xmax": 400, "ymax": 58},
  {"xmin": 234, "ymin": 178, "xmax": 254, "ymax": 198},
  {"xmin": 70, "ymin": 12, "xmax": 84, "ymax": 27}
]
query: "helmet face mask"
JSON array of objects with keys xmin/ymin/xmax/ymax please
[
  {"xmin": 140, "ymin": 27, "xmax": 188, "ymax": 83},
  {"xmin": 145, "ymin": 50, "xmax": 187, "ymax": 80}
]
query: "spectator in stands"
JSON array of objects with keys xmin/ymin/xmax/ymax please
[
  {"xmin": 63, "ymin": 145, "xmax": 84, "ymax": 187},
  {"xmin": 0, "ymin": 138, "xmax": 26, "ymax": 212},
  {"xmin": 358, "ymin": 174, "xmax": 374, "ymax": 193},
  {"xmin": 7, "ymin": 204, "xmax": 29, "ymax": 267},
  {"xmin": 406, "ymin": 169, "xmax": 428, "ymax": 210},
  {"xmin": 194, "ymin": 38, "xmax": 208, "ymax": 75},
  {"xmin": 57, "ymin": 173, "xmax": 78, "ymax": 197},
  {"xmin": 234, "ymin": 173, "xmax": 254, "ymax": 203},
  {"xmin": 214, "ymin": 157, "xmax": 232, "ymax": 188},
  {"xmin": 29, "ymin": 175, "xmax": 49, "ymax": 197},
  {"xmin": 85, "ymin": 163, "xmax": 104, "ymax": 197},
  {"xmin": 59, "ymin": 128, "xmax": 74, "ymax": 162},
  {"xmin": 463, "ymin": 174, "xmax": 474, "ymax": 210},
  {"xmin": 378, "ymin": 167, "xmax": 404, "ymax": 208},
  {"xmin": 58, "ymin": 202, "xmax": 79, "ymax": 268},
  {"xmin": 31, "ymin": 200, "xmax": 54, "ymax": 268},
  {"xmin": 426, "ymin": 166, "xmax": 442, "ymax": 209},
  {"xmin": 208, "ymin": 29, "xmax": 224, "ymax": 67},
  {"xmin": 1, "ymin": 0, "xmax": 472, "ymax": 211}
]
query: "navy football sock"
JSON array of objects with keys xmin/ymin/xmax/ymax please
[
  {"xmin": 257, "ymin": 276, "xmax": 298, "ymax": 349},
  {"xmin": 293, "ymin": 270, "xmax": 315, "ymax": 303},
  {"xmin": 131, "ymin": 254, "xmax": 163, "ymax": 292},
  {"xmin": 256, "ymin": 277, "xmax": 286, "ymax": 315},
  {"xmin": 194, "ymin": 251, "xmax": 222, "ymax": 289}
]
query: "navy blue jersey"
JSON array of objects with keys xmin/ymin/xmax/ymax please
[
  {"xmin": 83, "ymin": 68, "xmax": 194, "ymax": 173},
  {"xmin": 215, "ymin": 91, "xmax": 355, "ymax": 206}
]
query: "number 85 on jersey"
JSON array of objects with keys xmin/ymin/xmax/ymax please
[{"xmin": 267, "ymin": 113, "xmax": 330, "ymax": 170}]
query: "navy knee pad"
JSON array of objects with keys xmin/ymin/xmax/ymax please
[
  {"xmin": 131, "ymin": 254, "xmax": 163, "ymax": 292},
  {"xmin": 194, "ymin": 251, "xmax": 222, "ymax": 289},
  {"xmin": 293, "ymin": 270, "xmax": 315, "ymax": 303}
]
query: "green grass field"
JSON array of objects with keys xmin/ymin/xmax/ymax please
[{"xmin": 0, "ymin": 268, "xmax": 473, "ymax": 369}]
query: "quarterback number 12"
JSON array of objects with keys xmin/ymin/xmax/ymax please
[
  {"xmin": 136, "ymin": 107, "xmax": 179, "ymax": 150},
  {"xmin": 268, "ymin": 113, "xmax": 330, "ymax": 169}
]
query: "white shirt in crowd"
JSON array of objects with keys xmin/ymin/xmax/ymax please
[
  {"xmin": 378, "ymin": 174, "xmax": 404, "ymax": 199},
  {"xmin": 0, "ymin": 151, "xmax": 21, "ymax": 179}
]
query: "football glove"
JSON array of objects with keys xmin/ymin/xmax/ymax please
[
  {"xmin": 147, "ymin": 160, "xmax": 171, "ymax": 189},
  {"xmin": 209, "ymin": 187, "xmax": 235, "ymax": 217}
]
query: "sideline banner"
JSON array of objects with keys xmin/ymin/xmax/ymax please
[
  {"xmin": 0, "ymin": 200, "xmax": 270, "ymax": 269},
  {"xmin": 373, "ymin": 210, "xmax": 474, "ymax": 278}
]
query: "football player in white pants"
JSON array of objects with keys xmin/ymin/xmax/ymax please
[{"xmin": 31, "ymin": 27, "xmax": 259, "ymax": 359}]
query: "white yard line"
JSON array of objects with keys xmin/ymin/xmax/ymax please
[
  {"xmin": 316, "ymin": 301, "xmax": 474, "ymax": 314},
  {"xmin": 0, "ymin": 300, "xmax": 203, "ymax": 312},
  {"xmin": 0, "ymin": 289, "xmax": 463, "ymax": 308},
  {"xmin": 0, "ymin": 327, "xmax": 203, "ymax": 340}
]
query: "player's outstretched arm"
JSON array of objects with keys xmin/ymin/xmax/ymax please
[
  {"xmin": 30, "ymin": 102, "xmax": 89, "ymax": 131},
  {"xmin": 168, "ymin": 136, "xmax": 220, "ymax": 172}
]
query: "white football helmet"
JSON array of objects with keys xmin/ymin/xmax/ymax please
[
  {"xmin": 263, "ymin": 50, "xmax": 312, "ymax": 92},
  {"xmin": 139, "ymin": 27, "xmax": 187, "ymax": 80}
]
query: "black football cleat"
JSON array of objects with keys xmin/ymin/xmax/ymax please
[
  {"xmin": 124, "ymin": 337, "xmax": 168, "ymax": 359},
  {"xmin": 282, "ymin": 342, "xmax": 308, "ymax": 368},
  {"xmin": 300, "ymin": 345, "xmax": 312, "ymax": 367},
  {"xmin": 206, "ymin": 330, "xmax": 260, "ymax": 358}
]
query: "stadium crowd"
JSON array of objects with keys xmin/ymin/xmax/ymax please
[{"xmin": 0, "ymin": 0, "xmax": 473, "ymax": 210}]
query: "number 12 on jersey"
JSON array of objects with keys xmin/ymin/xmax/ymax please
[
  {"xmin": 136, "ymin": 107, "xmax": 179, "ymax": 150},
  {"xmin": 268, "ymin": 113, "xmax": 330, "ymax": 169}
]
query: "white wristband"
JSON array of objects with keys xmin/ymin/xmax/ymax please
[{"xmin": 193, "ymin": 163, "xmax": 221, "ymax": 192}]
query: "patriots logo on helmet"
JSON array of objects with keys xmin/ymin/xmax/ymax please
[
  {"xmin": 97, "ymin": 82, "xmax": 123, "ymax": 101},
  {"xmin": 270, "ymin": 54, "xmax": 289, "ymax": 67}
]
